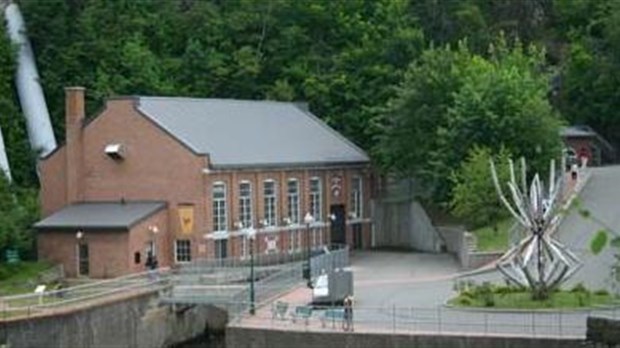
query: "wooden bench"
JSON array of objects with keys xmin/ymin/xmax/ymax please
[
  {"xmin": 321, "ymin": 308, "xmax": 346, "ymax": 328},
  {"xmin": 290, "ymin": 306, "xmax": 313, "ymax": 325},
  {"xmin": 271, "ymin": 301, "xmax": 289, "ymax": 320}
]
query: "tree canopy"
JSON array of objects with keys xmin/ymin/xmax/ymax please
[
  {"xmin": 375, "ymin": 39, "xmax": 562, "ymax": 202},
  {"xmin": 20, "ymin": 0, "xmax": 424, "ymax": 152},
  {"xmin": 1, "ymin": 0, "xmax": 620, "ymax": 259}
]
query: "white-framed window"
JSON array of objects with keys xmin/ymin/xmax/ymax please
[
  {"xmin": 175, "ymin": 239, "xmax": 191, "ymax": 263},
  {"xmin": 241, "ymin": 235, "xmax": 248, "ymax": 259},
  {"xmin": 310, "ymin": 177, "xmax": 322, "ymax": 222},
  {"xmin": 213, "ymin": 182, "xmax": 227, "ymax": 232},
  {"xmin": 263, "ymin": 180, "xmax": 277, "ymax": 227},
  {"xmin": 287, "ymin": 179, "xmax": 300, "ymax": 224},
  {"xmin": 239, "ymin": 181, "xmax": 252, "ymax": 228},
  {"xmin": 288, "ymin": 230, "xmax": 296, "ymax": 253},
  {"xmin": 351, "ymin": 176, "xmax": 363, "ymax": 219}
]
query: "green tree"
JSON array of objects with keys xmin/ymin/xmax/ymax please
[
  {"xmin": 0, "ymin": 174, "xmax": 39, "ymax": 260},
  {"xmin": 20, "ymin": 0, "xmax": 424, "ymax": 152},
  {"xmin": 375, "ymin": 39, "xmax": 562, "ymax": 203},
  {"xmin": 450, "ymin": 146, "xmax": 511, "ymax": 229},
  {"xmin": 556, "ymin": 0, "xmax": 620, "ymax": 154}
]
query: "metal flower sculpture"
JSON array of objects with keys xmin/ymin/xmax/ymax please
[{"xmin": 490, "ymin": 158, "xmax": 581, "ymax": 299}]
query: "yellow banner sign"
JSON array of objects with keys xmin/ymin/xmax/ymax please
[{"xmin": 178, "ymin": 205, "xmax": 194, "ymax": 235}]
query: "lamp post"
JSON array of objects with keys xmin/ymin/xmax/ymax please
[
  {"xmin": 76, "ymin": 230, "xmax": 84, "ymax": 276},
  {"xmin": 246, "ymin": 225, "xmax": 257, "ymax": 315},
  {"xmin": 148, "ymin": 225, "xmax": 159, "ymax": 269},
  {"xmin": 304, "ymin": 212, "xmax": 314, "ymax": 288}
]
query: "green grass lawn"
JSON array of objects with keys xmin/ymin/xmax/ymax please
[
  {"xmin": 0, "ymin": 262, "xmax": 53, "ymax": 296},
  {"xmin": 450, "ymin": 286, "xmax": 618, "ymax": 309},
  {"xmin": 471, "ymin": 218, "xmax": 514, "ymax": 251}
]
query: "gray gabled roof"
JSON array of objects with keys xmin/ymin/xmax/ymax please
[
  {"xmin": 136, "ymin": 97, "xmax": 370, "ymax": 168},
  {"xmin": 35, "ymin": 201, "xmax": 166, "ymax": 231}
]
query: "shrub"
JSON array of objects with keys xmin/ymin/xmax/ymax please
[
  {"xmin": 477, "ymin": 282, "xmax": 495, "ymax": 307},
  {"xmin": 594, "ymin": 289, "xmax": 609, "ymax": 296},
  {"xmin": 571, "ymin": 282, "xmax": 589, "ymax": 294},
  {"xmin": 494, "ymin": 285, "xmax": 521, "ymax": 295},
  {"xmin": 458, "ymin": 296, "xmax": 473, "ymax": 306}
]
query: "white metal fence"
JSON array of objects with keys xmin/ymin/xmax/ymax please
[{"xmin": 234, "ymin": 301, "xmax": 620, "ymax": 339}]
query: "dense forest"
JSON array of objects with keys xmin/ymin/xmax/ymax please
[{"xmin": 2, "ymin": 0, "xmax": 620, "ymax": 254}]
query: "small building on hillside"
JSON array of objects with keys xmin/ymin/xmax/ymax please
[
  {"xmin": 35, "ymin": 87, "xmax": 372, "ymax": 278},
  {"xmin": 560, "ymin": 125, "xmax": 616, "ymax": 166}
]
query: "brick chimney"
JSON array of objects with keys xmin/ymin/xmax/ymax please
[{"xmin": 65, "ymin": 87, "xmax": 85, "ymax": 204}]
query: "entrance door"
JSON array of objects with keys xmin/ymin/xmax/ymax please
[
  {"xmin": 78, "ymin": 243, "xmax": 89, "ymax": 276},
  {"xmin": 330, "ymin": 204, "xmax": 346, "ymax": 245}
]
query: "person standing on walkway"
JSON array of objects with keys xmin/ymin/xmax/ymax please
[{"xmin": 343, "ymin": 295, "xmax": 354, "ymax": 331}]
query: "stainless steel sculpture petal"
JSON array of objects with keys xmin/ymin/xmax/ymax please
[{"xmin": 491, "ymin": 158, "xmax": 582, "ymax": 299}]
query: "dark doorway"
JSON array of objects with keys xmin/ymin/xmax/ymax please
[
  {"xmin": 352, "ymin": 223, "xmax": 363, "ymax": 249},
  {"xmin": 330, "ymin": 204, "xmax": 346, "ymax": 245},
  {"xmin": 78, "ymin": 243, "xmax": 89, "ymax": 276}
]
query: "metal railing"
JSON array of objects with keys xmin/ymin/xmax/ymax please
[
  {"xmin": 179, "ymin": 244, "xmax": 348, "ymax": 271},
  {"xmin": 233, "ymin": 301, "xmax": 620, "ymax": 339},
  {"xmin": 0, "ymin": 244, "xmax": 348, "ymax": 321},
  {"xmin": 0, "ymin": 268, "xmax": 172, "ymax": 320},
  {"xmin": 310, "ymin": 245, "xmax": 349, "ymax": 279}
]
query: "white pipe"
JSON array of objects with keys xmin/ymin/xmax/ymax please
[
  {"xmin": 0, "ymin": 125, "xmax": 10, "ymax": 180},
  {"xmin": 5, "ymin": 2, "xmax": 56, "ymax": 157}
]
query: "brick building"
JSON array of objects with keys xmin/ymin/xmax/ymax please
[
  {"xmin": 561, "ymin": 125, "xmax": 616, "ymax": 166},
  {"xmin": 35, "ymin": 87, "xmax": 372, "ymax": 278}
]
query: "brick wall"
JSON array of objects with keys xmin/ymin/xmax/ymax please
[
  {"xmin": 127, "ymin": 208, "xmax": 170, "ymax": 273},
  {"xmin": 39, "ymin": 147, "xmax": 67, "ymax": 216}
]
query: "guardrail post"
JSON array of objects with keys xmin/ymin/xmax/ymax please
[
  {"xmin": 531, "ymin": 310, "xmax": 535, "ymax": 337},
  {"xmin": 484, "ymin": 311, "xmax": 488, "ymax": 334},
  {"xmin": 392, "ymin": 304, "xmax": 396, "ymax": 333},
  {"xmin": 410, "ymin": 307, "xmax": 414, "ymax": 333},
  {"xmin": 437, "ymin": 307, "xmax": 441, "ymax": 333},
  {"xmin": 558, "ymin": 309, "xmax": 562, "ymax": 336}
]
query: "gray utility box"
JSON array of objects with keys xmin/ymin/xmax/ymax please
[{"xmin": 312, "ymin": 270, "xmax": 353, "ymax": 304}]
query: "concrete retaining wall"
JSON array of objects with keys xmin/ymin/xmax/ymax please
[
  {"xmin": 373, "ymin": 200, "xmax": 442, "ymax": 252},
  {"xmin": 226, "ymin": 326, "xmax": 583, "ymax": 348},
  {"xmin": 467, "ymin": 251, "xmax": 503, "ymax": 270},
  {"xmin": 0, "ymin": 291, "xmax": 227, "ymax": 348},
  {"xmin": 437, "ymin": 226, "xmax": 502, "ymax": 270}
]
